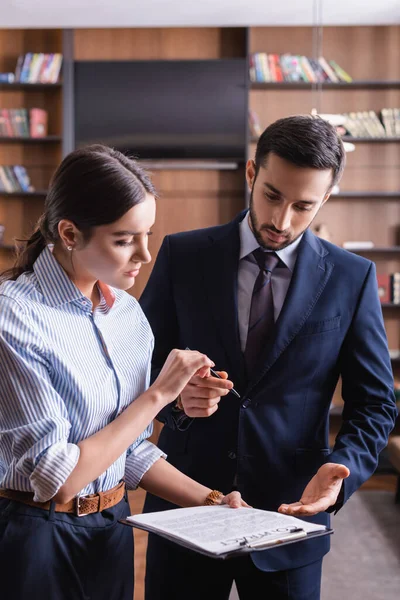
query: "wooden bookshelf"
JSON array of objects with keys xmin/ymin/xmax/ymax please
[{"xmin": 0, "ymin": 28, "xmax": 64, "ymax": 273}]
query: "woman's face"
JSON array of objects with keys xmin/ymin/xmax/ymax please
[{"xmin": 70, "ymin": 193, "xmax": 156, "ymax": 290}]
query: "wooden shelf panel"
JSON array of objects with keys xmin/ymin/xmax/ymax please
[
  {"xmin": 382, "ymin": 304, "xmax": 400, "ymax": 308},
  {"xmin": 250, "ymin": 81, "xmax": 400, "ymax": 90},
  {"xmin": 0, "ymin": 82, "xmax": 62, "ymax": 90},
  {"xmin": 0, "ymin": 190, "xmax": 47, "ymax": 197},
  {"xmin": 331, "ymin": 192, "xmax": 400, "ymax": 199},
  {"xmin": 251, "ymin": 135, "xmax": 400, "ymax": 144},
  {"xmin": 342, "ymin": 137, "xmax": 400, "ymax": 143},
  {"xmin": 349, "ymin": 247, "xmax": 400, "ymax": 254},
  {"xmin": 0, "ymin": 136, "xmax": 62, "ymax": 143},
  {"xmin": 141, "ymin": 160, "xmax": 241, "ymax": 171}
]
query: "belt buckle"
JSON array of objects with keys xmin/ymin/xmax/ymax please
[{"xmin": 75, "ymin": 495, "xmax": 91, "ymax": 517}]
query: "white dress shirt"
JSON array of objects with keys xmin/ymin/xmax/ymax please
[
  {"xmin": 238, "ymin": 213, "xmax": 302, "ymax": 352},
  {"xmin": 0, "ymin": 246, "xmax": 165, "ymax": 502}
]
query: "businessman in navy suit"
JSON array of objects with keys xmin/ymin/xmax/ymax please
[{"xmin": 140, "ymin": 116, "xmax": 397, "ymax": 600}]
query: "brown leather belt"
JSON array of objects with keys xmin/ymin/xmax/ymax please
[{"xmin": 0, "ymin": 480, "xmax": 126, "ymax": 517}]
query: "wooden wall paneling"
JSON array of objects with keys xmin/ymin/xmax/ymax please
[
  {"xmin": 319, "ymin": 89, "xmax": 400, "ymax": 115},
  {"xmin": 21, "ymin": 197, "xmax": 45, "ymax": 238},
  {"xmin": 250, "ymin": 27, "xmax": 314, "ymax": 56},
  {"xmin": 320, "ymin": 26, "xmax": 400, "ymax": 81},
  {"xmin": 315, "ymin": 199, "xmax": 400, "ymax": 247},
  {"xmin": 249, "ymin": 89, "xmax": 316, "ymax": 130},
  {"xmin": 74, "ymin": 27, "xmax": 246, "ymax": 61},
  {"xmin": 340, "ymin": 143, "xmax": 400, "ymax": 192},
  {"xmin": 0, "ymin": 198, "xmax": 24, "ymax": 245},
  {"xmin": 129, "ymin": 167, "xmax": 245, "ymax": 299}
]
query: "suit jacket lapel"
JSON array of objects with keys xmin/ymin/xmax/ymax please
[
  {"xmin": 247, "ymin": 230, "xmax": 335, "ymax": 392},
  {"xmin": 202, "ymin": 212, "xmax": 247, "ymax": 388}
]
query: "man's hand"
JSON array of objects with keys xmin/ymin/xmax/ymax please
[
  {"xmin": 179, "ymin": 371, "xmax": 234, "ymax": 418},
  {"xmin": 278, "ymin": 463, "xmax": 350, "ymax": 516}
]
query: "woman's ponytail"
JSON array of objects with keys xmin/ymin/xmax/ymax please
[{"xmin": 0, "ymin": 216, "xmax": 48, "ymax": 282}]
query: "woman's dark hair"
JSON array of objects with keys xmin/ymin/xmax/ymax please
[
  {"xmin": 1, "ymin": 144, "xmax": 157, "ymax": 282},
  {"xmin": 254, "ymin": 114, "xmax": 346, "ymax": 190}
]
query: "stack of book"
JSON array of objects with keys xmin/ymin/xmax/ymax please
[
  {"xmin": 249, "ymin": 54, "xmax": 352, "ymax": 83},
  {"xmin": 14, "ymin": 53, "xmax": 63, "ymax": 84},
  {"xmin": 377, "ymin": 273, "xmax": 400, "ymax": 304},
  {"xmin": 0, "ymin": 166, "xmax": 34, "ymax": 193},
  {"xmin": 381, "ymin": 108, "xmax": 400, "ymax": 136},
  {"xmin": 342, "ymin": 109, "xmax": 400, "ymax": 138},
  {"xmin": 342, "ymin": 111, "xmax": 386, "ymax": 138},
  {"xmin": 0, "ymin": 108, "xmax": 48, "ymax": 138}
]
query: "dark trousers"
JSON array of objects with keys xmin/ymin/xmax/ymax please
[
  {"xmin": 0, "ymin": 495, "xmax": 134, "ymax": 600},
  {"xmin": 145, "ymin": 532, "xmax": 322, "ymax": 600}
]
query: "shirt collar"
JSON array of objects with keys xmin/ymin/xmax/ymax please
[
  {"xmin": 33, "ymin": 246, "xmax": 115, "ymax": 309},
  {"xmin": 239, "ymin": 212, "xmax": 302, "ymax": 273},
  {"xmin": 98, "ymin": 281, "xmax": 116, "ymax": 309}
]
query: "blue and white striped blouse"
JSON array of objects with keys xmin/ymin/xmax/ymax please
[{"xmin": 0, "ymin": 246, "xmax": 165, "ymax": 503}]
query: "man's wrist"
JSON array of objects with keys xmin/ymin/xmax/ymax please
[
  {"xmin": 172, "ymin": 394, "xmax": 184, "ymax": 412},
  {"xmin": 174, "ymin": 394, "xmax": 185, "ymax": 411}
]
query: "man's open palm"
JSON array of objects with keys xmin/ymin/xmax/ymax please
[{"xmin": 278, "ymin": 463, "xmax": 350, "ymax": 516}]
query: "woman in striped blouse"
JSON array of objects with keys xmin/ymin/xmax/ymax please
[{"xmin": 0, "ymin": 145, "xmax": 244, "ymax": 600}]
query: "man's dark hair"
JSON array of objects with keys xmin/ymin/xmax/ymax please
[{"xmin": 254, "ymin": 114, "xmax": 346, "ymax": 190}]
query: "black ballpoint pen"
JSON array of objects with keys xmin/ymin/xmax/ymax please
[{"xmin": 185, "ymin": 347, "xmax": 241, "ymax": 398}]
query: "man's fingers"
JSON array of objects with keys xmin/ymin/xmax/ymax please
[
  {"xmin": 187, "ymin": 396, "xmax": 221, "ymax": 409},
  {"xmin": 332, "ymin": 464, "xmax": 350, "ymax": 480},
  {"xmin": 186, "ymin": 387, "xmax": 229, "ymax": 400},
  {"xmin": 321, "ymin": 462, "xmax": 350, "ymax": 481},
  {"xmin": 185, "ymin": 405, "xmax": 219, "ymax": 418},
  {"xmin": 190, "ymin": 374, "xmax": 233, "ymax": 390},
  {"xmin": 278, "ymin": 498, "xmax": 330, "ymax": 516},
  {"xmin": 215, "ymin": 371, "xmax": 229, "ymax": 379}
]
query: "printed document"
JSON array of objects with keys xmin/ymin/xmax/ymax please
[{"xmin": 125, "ymin": 505, "xmax": 329, "ymax": 558}]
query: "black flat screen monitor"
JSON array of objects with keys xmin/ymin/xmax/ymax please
[{"xmin": 74, "ymin": 60, "xmax": 246, "ymax": 160}]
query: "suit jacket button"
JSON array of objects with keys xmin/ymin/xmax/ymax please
[
  {"xmin": 228, "ymin": 451, "xmax": 237, "ymax": 460},
  {"xmin": 241, "ymin": 399, "xmax": 251, "ymax": 408}
]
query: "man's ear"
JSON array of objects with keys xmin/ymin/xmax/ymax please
[
  {"xmin": 246, "ymin": 159, "xmax": 256, "ymax": 192},
  {"xmin": 322, "ymin": 192, "xmax": 331, "ymax": 207}
]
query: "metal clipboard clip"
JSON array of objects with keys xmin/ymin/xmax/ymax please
[{"xmin": 240, "ymin": 527, "xmax": 307, "ymax": 549}]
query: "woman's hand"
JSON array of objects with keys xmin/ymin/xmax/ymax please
[
  {"xmin": 151, "ymin": 349, "xmax": 215, "ymax": 407},
  {"xmin": 221, "ymin": 491, "xmax": 251, "ymax": 508}
]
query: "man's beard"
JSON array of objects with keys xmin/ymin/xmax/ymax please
[{"xmin": 248, "ymin": 185, "xmax": 314, "ymax": 251}]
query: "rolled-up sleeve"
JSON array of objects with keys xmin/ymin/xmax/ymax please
[
  {"xmin": 0, "ymin": 297, "xmax": 80, "ymax": 502},
  {"xmin": 125, "ymin": 437, "xmax": 166, "ymax": 490}
]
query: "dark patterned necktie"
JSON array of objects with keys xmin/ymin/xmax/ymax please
[{"xmin": 244, "ymin": 249, "xmax": 280, "ymax": 376}]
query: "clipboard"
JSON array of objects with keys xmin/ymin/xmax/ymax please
[{"xmin": 119, "ymin": 505, "xmax": 334, "ymax": 560}]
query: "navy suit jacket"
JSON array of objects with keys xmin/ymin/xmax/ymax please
[{"xmin": 140, "ymin": 210, "xmax": 397, "ymax": 571}]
